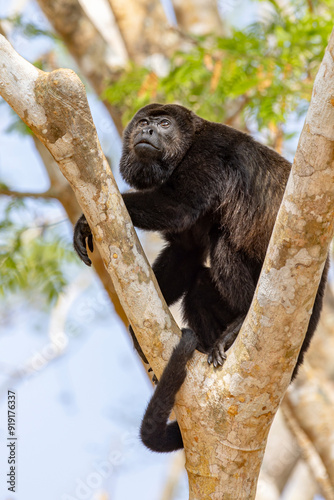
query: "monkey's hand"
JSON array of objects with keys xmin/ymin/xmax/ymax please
[
  {"xmin": 73, "ymin": 214, "xmax": 94, "ymax": 266},
  {"xmin": 207, "ymin": 316, "xmax": 244, "ymax": 368}
]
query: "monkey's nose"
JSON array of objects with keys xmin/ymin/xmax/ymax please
[{"xmin": 143, "ymin": 127, "xmax": 154, "ymax": 135}]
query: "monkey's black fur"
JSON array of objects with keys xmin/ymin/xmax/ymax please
[
  {"xmin": 74, "ymin": 103, "xmax": 328, "ymax": 453},
  {"xmin": 140, "ymin": 328, "xmax": 197, "ymax": 452}
]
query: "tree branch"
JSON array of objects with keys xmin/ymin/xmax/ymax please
[
  {"xmin": 281, "ymin": 398, "xmax": 334, "ymax": 500},
  {"xmin": 285, "ymin": 363, "xmax": 334, "ymax": 486},
  {"xmin": 0, "ymin": 188, "xmax": 55, "ymax": 198}
]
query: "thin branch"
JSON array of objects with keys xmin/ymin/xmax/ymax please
[
  {"xmin": 0, "ymin": 187, "xmax": 55, "ymax": 198},
  {"xmin": 225, "ymin": 95, "xmax": 250, "ymax": 126},
  {"xmin": 161, "ymin": 452, "xmax": 185, "ymax": 500},
  {"xmin": 285, "ymin": 361, "xmax": 334, "ymax": 484},
  {"xmin": 282, "ymin": 399, "xmax": 334, "ymax": 500}
]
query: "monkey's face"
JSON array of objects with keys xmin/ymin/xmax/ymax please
[
  {"xmin": 132, "ymin": 115, "xmax": 175, "ymax": 160},
  {"xmin": 120, "ymin": 104, "xmax": 198, "ymax": 190}
]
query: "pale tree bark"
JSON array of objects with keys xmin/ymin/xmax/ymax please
[
  {"xmin": 1, "ymin": 29, "xmax": 334, "ymax": 499},
  {"xmin": 36, "ymin": 0, "xmax": 126, "ymax": 134},
  {"xmin": 260, "ymin": 410, "xmax": 300, "ymax": 493},
  {"xmin": 35, "ymin": 0, "xmax": 182, "ymax": 131},
  {"xmin": 32, "ymin": 139, "xmax": 128, "ymax": 324},
  {"xmin": 108, "ymin": 0, "xmax": 181, "ymax": 63},
  {"xmin": 78, "ymin": 0, "xmax": 128, "ymax": 61},
  {"xmin": 0, "ymin": 34, "xmax": 180, "ymax": 375},
  {"xmin": 281, "ymin": 460, "xmax": 318, "ymax": 500},
  {"xmin": 284, "ymin": 365, "xmax": 334, "ymax": 486},
  {"xmin": 258, "ymin": 292, "xmax": 334, "ymax": 498},
  {"xmin": 278, "ymin": 290, "xmax": 334, "ymax": 496},
  {"xmin": 172, "ymin": 0, "xmax": 225, "ymax": 35},
  {"xmin": 1, "ymin": 14, "xmax": 128, "ymax": 325},
  {"xmin": 281, "ymin": 398, "xmax": 334, "ymax": 499}
]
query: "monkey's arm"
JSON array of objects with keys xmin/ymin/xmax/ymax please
[
  {"xmin": 73, "ymin": 193, "xmax": 199, "ymax": 265},
  {"xmin": 73, "ymin": 182, "xmax": 214, "ymax": 264},
  {"xmin": 122, "ymin": 189, "xmax": 206, "ymax": 232}
]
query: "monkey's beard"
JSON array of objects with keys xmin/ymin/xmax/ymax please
[{"xmin": 120, "ymin": 153, "xmax": 174, "ymax": 190}]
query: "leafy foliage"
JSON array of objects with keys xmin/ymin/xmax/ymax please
[
  {"xmin": 105, "ymin": 0, "xmax": 333, "ymax": 134},
  {"xmin": 0, "ymin": 13, "xmax": 59, "ymax": 41},
  {"xmin": 0, "ymin": 201, "xmax": 76, "ymax": 303}
]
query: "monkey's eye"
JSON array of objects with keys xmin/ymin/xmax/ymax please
[
  {"xmin": 138, "ymin": 119, "xmax": 149, "ymax": 127},
  {"xmin": 159, "ymin": 119, "xmax": 170, "ymax": 128}
]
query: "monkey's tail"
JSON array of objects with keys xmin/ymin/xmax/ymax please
[{"xmin": 140, "ymin": 328, "xmax": 197, "ymax": 452}]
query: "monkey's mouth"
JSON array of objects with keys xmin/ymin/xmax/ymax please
[{"xmin": 134, "ymin": 139, "xmax": 159, "ymax": 151}]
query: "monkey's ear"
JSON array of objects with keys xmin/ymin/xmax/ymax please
[{"xmin": 191, "ymin": 112, "xmax": 204, "ymax": 132}]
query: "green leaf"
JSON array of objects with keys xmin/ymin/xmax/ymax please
[{"xmin": 104, "ymin": 0, "xmax": 333, "ymax": 138}]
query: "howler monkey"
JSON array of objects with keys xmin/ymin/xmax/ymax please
[{"xmin": 74, "ymin": 103, "xmax": 328, "ymax": 453}]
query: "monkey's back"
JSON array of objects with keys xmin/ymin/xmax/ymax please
[{"xmin": 176, "ymin": 120, "xmax": 291, "ymax": 261}]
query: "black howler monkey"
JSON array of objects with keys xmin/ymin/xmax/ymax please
[{"xmin": 74, "ymin": 103, "xmax": 328, "ymax": 453}]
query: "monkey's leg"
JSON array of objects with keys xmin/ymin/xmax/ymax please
[
  {"xmin": 207, "ymin": 315, "xmax": 245, "ymax": 367},
  {"xmin": 140, "ymin": 328, "xmax": 197, "ymax": 452},
  {"xmin": 291, "ymin": 257, "xmax": 329, "ymax": 380},
  {"xmin": 131, "ymin": 242, "xmax": 203, "ymax": 379},
  {"xmin": 153, "ymin": 241, "xmax": 205, "ymax": 306},
  {"xmin": 210, "ymin": 236, "xmax": 258, "ymax": 314},
  {"xmin": 206, "ymin": 238, "xmax": 259, "ymax": 366},
  {"xmin": 182, "ymin": 267, "xmax": 237, "ymax": 358}
]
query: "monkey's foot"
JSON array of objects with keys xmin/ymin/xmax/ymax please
[
  {"xmin": 207, "ymin": 317, "xmax": 244, "ymax": 368},
  {"xmin": 129, "ymin": 325, "xmax": 158, "ymax": 382},
  {"xmin": 128, "ymin": 325, "xmax": 149, "ymax": 364},
  {"xmin": 207, "ymin": 340, "xmax": 228, "ymax": 368},
  {"xmin": 148, "ymin": 367, "xmax": 158, "ymax": 385},
  {"xmin": 73, "ymin": 214, "xmax": 94, "ymax": 266}
]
